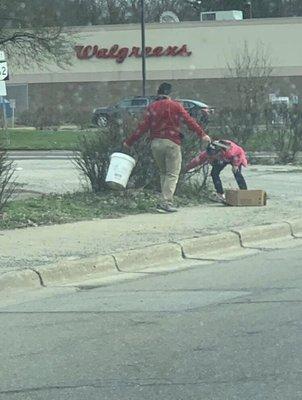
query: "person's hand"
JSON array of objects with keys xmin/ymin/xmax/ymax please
[
  {"xmin": 203, "ymin": 134, "xmax": 211, "ymax": 143},
  {"xmin": 232, "ymin": 165, "xmax": 239, "ymax": 174}
]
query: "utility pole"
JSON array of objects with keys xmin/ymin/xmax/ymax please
[
  {"xmin": 140, "ymin": 0, "xmax": 146, "ymax": 96},
  {"xmin": 243, "ymin": 2, "xmax": 253, "ymax": 19}
]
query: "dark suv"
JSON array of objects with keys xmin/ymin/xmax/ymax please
[{"xmin": 92, "ymin": 96, "xmax": 213, "ymax": 127}]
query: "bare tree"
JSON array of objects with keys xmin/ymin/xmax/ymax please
[
  {"xmin": 220, "ymin": 41, "xmax": 274, "ymax": 144},
  {"xmin": 227, "ymin": 41, "xmax": 273, "ymax": 114},
  {"xmin": 0, "ymin": 0, "xmax": 75, "ymax": 68}
]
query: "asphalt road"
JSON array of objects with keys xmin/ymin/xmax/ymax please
[{"xmin": 0, "ymin": 246, "xmax": 301, "ymax": 399}]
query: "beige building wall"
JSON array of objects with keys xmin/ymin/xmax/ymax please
[
  {"xmin": 9, "ymin": 17, "xmax": 302, "ymax": 85},
  {"xmin": 6, "ymin": 17, "xmax": 302, "ymax": 115}
]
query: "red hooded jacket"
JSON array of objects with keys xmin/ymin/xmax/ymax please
[
  {"xmin": 125, "ymin": 97, "xmax": 207, "ymax": 147},
  {"xmin": 187, "ymin": 140, "xmax": 248, "ymax": 171}
]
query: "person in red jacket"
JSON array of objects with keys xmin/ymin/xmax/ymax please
[
  {"xmin": 123, "ymin": 82, "xmax": 210, "ymax": 212},
  {"xmin": 186, "ymin": 140, "xmax": 248, "ymax": 202}
]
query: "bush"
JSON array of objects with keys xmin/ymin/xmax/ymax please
[
  {"xmin": 0, "ymin": 147, "xmax": 17, "ymax": 212},
  {"xmin": 64, "ymin": 108, "xmax": 92, "ymax": 130},
  {"xmin": 18, "ymin": 107, "xmax": 63, "ymax": 129},
  {"xmin": 74, "ymin": 129, "xmax": 118, "ymax": 193},
  {"xmin": 74, "ymin": 112, "xmax": 209, "ymax": 195},
  {"xmin": 263, "ymin": 104, "xmax": 302, "ymax": 161},
  {"xmin": 209, "ymin": 107, "xmax": 264, "ymax": 146},
  {"xmin": 209, "ymin": 103, "xmax": 302, "ymax": 163}
]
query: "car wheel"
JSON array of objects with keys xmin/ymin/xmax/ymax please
[{"xmin": 96, "ymin": 114, "xmax": 109, "ymax": 128}]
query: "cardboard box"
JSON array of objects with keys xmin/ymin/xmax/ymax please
[{"xmin": 225, "ymin": 189, "xmax": 267, "ymax": 207}]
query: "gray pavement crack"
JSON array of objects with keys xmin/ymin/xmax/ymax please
[
  {"xmin": 219, "ymin": 300, "xmax": 302, "ymax": 305},
  {"xmin": 1, "ymin": 372, "xmax": 301, "ymax": 394}
]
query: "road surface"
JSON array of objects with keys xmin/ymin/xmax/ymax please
[{"xmin": 0, "ymin": 246, "xmax": 301, "ymax": 399}]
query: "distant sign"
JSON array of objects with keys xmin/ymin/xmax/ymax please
[
  {"xmin": 0, "ymin": 81, "xmax": 7, "ymax": 96},
  {"xmin": 0, "ymin": 51, "xmax": 5, "ymax": 61},
  {"xmin": 160, "ymin": 11, "xmax": 180, "ymax": 23},
  {"xmin": 0, "ymin": 61, "xmax": 8, "ymax": 80},
  {"xmin": 75, "ymin": 44, "xmax": 192, "ymax": 63}
]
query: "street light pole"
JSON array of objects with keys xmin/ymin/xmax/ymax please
[{"xmin": 140, "ymin": 0, "xmax": 146, "ymax": 96}]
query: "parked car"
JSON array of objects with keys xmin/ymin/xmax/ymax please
[
  {"xmin": 177, "ymin": 98, "xmax": 214, "ymax": 126},
  {"xmin": 92, "ymin": 96, "xmax": 213, "ymax": 128}
]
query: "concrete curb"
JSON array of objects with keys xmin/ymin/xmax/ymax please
[
  {"xmin": 1, "ymin": 219, "xmax": 302, "ymax": 294},
  {"xmin": 0, "ymin": 269, "xmax": 41, "ymax": 293},
  {"xmin": 35, "ymin": 255, "xmax": 117, "ymax": 286},
  {"xmin": 287, "ymin": 219, "xmax": 302, "ymax": 238},
  {"xmin": 113, "ymin": 243, "xmax": 183, "ymax": 272},
  {"xmin": 180, "ymin": 232, "xmax": 241, "ymax": 260},
  {"xmin": 232, "ymin": 222, "xmax": 294, "ymax": 249}
]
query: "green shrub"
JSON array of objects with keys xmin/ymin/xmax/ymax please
[{"xmin": 74, "ymin": 112, "xmax": 209, "ymax": 195}]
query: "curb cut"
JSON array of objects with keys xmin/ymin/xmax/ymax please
[{"xmin": 1, "ymin": 219, "xmax": 302, "ymax": 295}]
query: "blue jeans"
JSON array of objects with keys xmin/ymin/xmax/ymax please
[{"xmin": 211, "ymin": 161, "xmax": 247, "ymax": 194}]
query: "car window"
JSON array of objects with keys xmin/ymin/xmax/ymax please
[
  {"xmin": 131, "ymin": 98, "xmax": 148, "ymax": 107},
  {"xmin": 183, "ymin": 101, "xmax": 195, "ymax": 109},
  {"xmin": 117, "ymin": 99, "xmax": 133, "ymax": 108}
]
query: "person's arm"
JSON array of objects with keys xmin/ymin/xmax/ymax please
[
  {"xmin": 231, "ymin": 155, "xmax": 241, "ymax": 167},
  {"xmin": 124, "ymin": 109, "xmax": 151, "ymax": 147},
  {"xmin": 177, "ymin": 103, "xmax": 210, "ymax": 142},
  {"xmin": 186, "ymin": 151, "xmax": 208, "ymax": 171},
  {"xmin": 229, "ymin": 147, "xmax": 248, "ymax": 168}
]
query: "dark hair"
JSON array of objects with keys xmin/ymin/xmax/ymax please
[
  {"xmin": 206, "ymin": 143, "xmax": 220, "ymax": 156},
  {"xmin": 157, "ymin": 82, "xmax": 172, "ymax": 95}
]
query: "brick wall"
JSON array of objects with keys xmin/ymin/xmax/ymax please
[{"xmin": 26, "ymin": 75, "xmax": 302, "ymax": 117}]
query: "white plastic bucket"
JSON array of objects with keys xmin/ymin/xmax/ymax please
[{"xmin": 106, "ymin": 152, "xmax": 136, "ymax": 189}]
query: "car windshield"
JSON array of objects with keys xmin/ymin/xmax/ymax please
[
  {"xmin": 116, "ymin": 99, "xmax": 133, "ymax": 108},
  {"xmin": 131, "ymin": 98, "xmax": 148, "ymax": 107}
]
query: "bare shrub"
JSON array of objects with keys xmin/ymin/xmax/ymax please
[
  {"xmin": 0, "ymin": 148, "xmax": 17, "ymax": 212},
  {"xmin": 264, "ymin": 104, "xmax": 302, "ymax": 162},
  {"xmin": 221, "ymin": 41, "xmax": 273, "ymax": 145},
  {"xmin": 74, "ymin": 111, "xmax": 209, "ymax": 195},
  {"xmin": 73, "ymin": 113, "xmax": 130, "ymax": 193},
  {"xmin": 18, "ymin": 107, "xmax": 63, "ymax": 130}
]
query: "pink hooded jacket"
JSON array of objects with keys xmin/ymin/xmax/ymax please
[{"xmin": 186, "ymin": 140, "xmax": 248, "ymax": 171}]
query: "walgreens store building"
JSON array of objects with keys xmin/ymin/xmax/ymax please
[{"xmin": 7, "ymin": 17, "xmax": 302, "ymax": 115}]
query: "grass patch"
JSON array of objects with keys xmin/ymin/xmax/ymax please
[
  {"xmin": 0, "ymin": 190, "xmax": 202, "ymax": 230},
  {"xmin": 0, "ymin": 129, "xmax": 89, "ymax": 150}
]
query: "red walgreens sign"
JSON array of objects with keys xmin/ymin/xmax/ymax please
[{"xmin": 75, "ymin": 44, "xmax": 192, "ymax": 63}]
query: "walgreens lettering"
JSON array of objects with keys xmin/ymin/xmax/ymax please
[{"xmin": 75, "ymin": 44, "xmax": 192, "ymax": 63}]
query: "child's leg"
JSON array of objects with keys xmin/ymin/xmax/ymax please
[
  {"xmin": 232, "ymin": 166, "xmax": 247, "ymax": 189},
  {"xmin": 211, "ymin": 162, "xmax": 228, "ymax": 194}
]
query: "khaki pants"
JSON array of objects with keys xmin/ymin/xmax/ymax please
[{"xmin": 151, "ymin": 138, "xmax": 182, "ymax": 203}]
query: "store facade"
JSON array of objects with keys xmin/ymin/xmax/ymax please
[{"xmin": 6, "ymin": 17, "xmax": 302, "ymax": 115}]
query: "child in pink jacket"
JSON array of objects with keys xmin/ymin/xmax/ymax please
[{"xmin": 186, "ymin": 140, "xmax": 248, "ymax": 201}]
